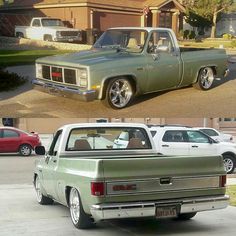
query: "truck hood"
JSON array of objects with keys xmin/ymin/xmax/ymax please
[
  {"xmin": 36, "ymin": 49, "xmax": 139, "ymax": 67},
  {"xmin": 45, "ymin": 26, "xmax": 80, "ymax": 31}
]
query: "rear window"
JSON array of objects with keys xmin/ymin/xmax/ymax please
[{"xmin": 66, "ymin": 127, "xmax": 152, "ymax": 151}]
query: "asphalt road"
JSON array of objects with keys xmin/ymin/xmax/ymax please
[
  {"xmin": 1, "ymin": 62, "xmax": 236, "ymax": 117},
  {"xmin": 0, "ymin": 155, "xmax": 236, "ymax": 236}
]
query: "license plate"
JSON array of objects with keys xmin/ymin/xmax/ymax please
[{"xmin": 156, "ymin": 206, "xmax": 178, "ymax": 219}]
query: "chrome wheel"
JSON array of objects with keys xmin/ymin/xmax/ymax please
[
  {"xmin": 70, "ymin": 188, "xmax": 80, "ymax": 225},
  {"xmin": 223, "ymin": 157, "xmax": 234, "ymax": 174},
  {"xmin": 35, "ymin": 176, "xmax": 42, "ymax": 203},
  {"xmin": 108, "ymin": 78, "xmax": 133, "ymax": 108},
  {"xmin": 199, "ymin": 67, "xmax": 214, "ymax": 90},
  {"xmin": 20, "ymin": 144, "xmax": 32, "ymax": 156}
]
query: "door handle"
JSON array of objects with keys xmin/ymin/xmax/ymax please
[
  {"xmin": 160, "ymin": 177, "xmax": 172, "ymax": 185},
  {"xmin": 162, "ymin": 144, "xmax": 169, "ymax": 147},
  {"xmin": 53, "ymin": 159, "xmax": 57, "ymax": 163},
  {"xmin": 192, "ymin": 145, "xmax": 198, "ymax": 148}
]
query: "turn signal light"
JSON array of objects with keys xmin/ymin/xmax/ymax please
[
  {"xmin": 91, "ymin": 182, "xmax": 104, "ymax": 196},
  {"xmin": 220, "ymin": 175, "xmax": 227, "ymax": 187}
]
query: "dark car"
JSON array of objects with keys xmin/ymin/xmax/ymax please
[{"xmin": 0, "ymin": 127, "xmax": 41, "ymax": 156}]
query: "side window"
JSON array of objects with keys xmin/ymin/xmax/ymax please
[
  {"xmin": 147, "ymin": 31, "xmax": 173, "ymax": 54},
  {"xmin": 3, "ymin": 130, "xmax": 19, "ymax": 138},
  {"xmin": 48, "ymin": 130, "xmax": 62, "ymax": 156},
  {"xmin": 32, "ymin": 19, "xmax": 41, "ymax": 27},
  {"xmin": 200, "ymin": 129, "xmax": 219, "ymax": 137},
  {"xmin": 162, "ymin": 130, "xmax": 185, "ymax": 142},
  {"xmin": 187, "ymin": 131, "xmax": 210, "ymax": 143}
]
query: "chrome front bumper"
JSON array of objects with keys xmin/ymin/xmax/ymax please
[
  {"xmin": 90, "ymin": 195, "xmax": 229, "ymax": 221},
  {"xmin": 32, "ymin": 79, "xmax": 96, "ymax": 102}
]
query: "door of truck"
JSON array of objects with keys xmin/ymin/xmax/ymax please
[
  {"xmin": 42, "ymin": 130, "xmax": 62, "ymax": 199},
  {"xmin": 145, "ymin": 30, "xmax": 181, "ymax": 92},
  {"xmin": 28, "ymin": 18, "xmax": 42, "ymax": 40}
]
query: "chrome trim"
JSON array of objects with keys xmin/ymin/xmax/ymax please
[
  {"xmin": 32, "ymin": 79, "xmax": 96, "ymax": 102},
  {"xmin": 90, "ymin": 195, "xmax": 229, "ymax": 221}
]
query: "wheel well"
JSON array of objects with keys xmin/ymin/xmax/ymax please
[
  {"xmin": 33, "ymin": 173, "xmax": 37, "ymax": 186},
  {"xmin": 222, "ymin": 152, "xmax": 236, "ymax": 161},
  {"xmin": 196, "ymin": 66, "xmax": 217, "ymax": 82},
  {"xmin": 65, "ymin": 186, "xmax": 72, "ymax": 206},
  {"xmin": 101, "ymin": 75, "xmax": 137, "ymax": 100}
]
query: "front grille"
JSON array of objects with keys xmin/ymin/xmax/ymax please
[
  {"xmin": 51, "ymin": 67, "xmax": 63, "ymax": 82},
  {"xmin": 64, "ymin": 69, "xmax": 76, "ymax": 84},
  {"xmin": 42, "ymin": 65, "xmax": 51, "ymax": 80},
  {"xmin": 41, "ymin": 65, "xmax": 77, "ymax": 85},
  {"xmin": 60, "ymin": 31, "xmax": 79, "ymax": 36}
]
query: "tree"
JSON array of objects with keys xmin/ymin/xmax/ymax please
[{"xmin": 184, "ymin": 0, "xmax": 234, "ymax": 38}]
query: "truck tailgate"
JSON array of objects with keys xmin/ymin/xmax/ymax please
[{"xmin": 101, "ymin": 155, "xmax": 226, "ymax": 202}]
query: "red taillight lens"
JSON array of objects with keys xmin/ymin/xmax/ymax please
[
  {"xmin": 220, "ymin": 175, "xmax": 227, "ymax": 187},
  {"xmin": 91, "ymin": 182, "xmax": 104, "ymax": 196}
]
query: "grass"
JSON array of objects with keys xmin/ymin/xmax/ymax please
[
  {"xmin": 226, "ymin": 185, "xmax": 236, "ymax": 207},
  {"xmin": 0, "ymin": 50, "xmax": 72, "ymax": 67}
]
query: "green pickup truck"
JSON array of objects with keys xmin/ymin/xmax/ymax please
[
  {"xmin": 33, "ymin": 27, "xmax": 229, "ymax": 109},
  {"xmin": 34, "ymin": 123, "xmax": 229, "ymax": 229}
]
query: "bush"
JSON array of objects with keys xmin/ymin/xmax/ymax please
[
  {"xmin": 183, "ymin": 30, "xmax": 189, "ymax": 39},
  {"xmin": 0, "ymin": 69, "xmax": 27, "ymax": 91},
  {"xmin": 222, "ymin": 33, "xmax": 233, "ymax": 40},
  {"xmin": 189, "ymin": 30, "xmax": 196, "ymax": 39}
]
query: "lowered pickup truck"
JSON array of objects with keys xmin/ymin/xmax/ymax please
[
  {"xmin": 34, "ymin": 123, "xmax": 229, "ymax": 229},
  {"xmin": 15, "ymin": 17, "xmax": 81, "ymax": 42},
  {"xmin": 33, "ymin": 27, "xmax": 229, "ymax": 109}
]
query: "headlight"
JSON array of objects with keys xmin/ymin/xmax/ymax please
[
  {"xmin": 36, "ymin": 64, "xmax": 42, "ymax": 78},
  {"xmin": 56, "ymin": 31, "xmax": 61, "ymax": 37},
  {"xmin": 78, "ymin": 68, "xmax": 88, "ymax": 87}
]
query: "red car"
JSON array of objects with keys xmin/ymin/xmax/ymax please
[{"xmin": 0, "ymin": 127, "xmax": 41, "ymax": 156}]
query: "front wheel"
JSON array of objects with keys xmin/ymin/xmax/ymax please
[
  {"xmin": 69, "ymin": 188, "xmax": 93, "ymax": 229},
  {"xmin": 194, "ymin": 67, "xmax": 214, "ymax": 90},
  {"xmin": 34, "ymin": 175, "xmax": 54, "ymax": 205},
  {"xmin": 19, "ymin": 144, "xmax": 32, "ymax": 156},
  {"xmin": 223, "ymin": 155, "xmax": 235, "ymax": 174},
  {"xmin": 103, "ymin": 77, "xmax": 134, "ymax": 109}
]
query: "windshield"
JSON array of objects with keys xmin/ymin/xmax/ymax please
[
  {"xmin": 42, "ymin": 19, "xmax": 64, "ymax": 27},
  {"xmin": 93, "ymin": 29, "xmax": 148, "ymax": 53}
]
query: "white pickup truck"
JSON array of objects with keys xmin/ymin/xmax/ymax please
[
  {"xmin": 15, "ymin": 17, "xmax": 82, "ymax": 42},
  {"xmin": 148, "ymin": 125, "xmax": 236, "ymax": 174}
]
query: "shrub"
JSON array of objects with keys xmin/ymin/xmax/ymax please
[
  {"xmin": 189, "ymin": 30, "xmax": 196, "ymax": 39},
  {"xmin": 231, "ymin": 40, "xmax": 236, "ymax": 48},
  {"xmin": 0, "ymin": 69, "xmax": 27, "ymax": 91},
  {"xmin": 222, "ymin": 33, "xmax": 233, "ymax": 40},
  {"xmin": 183, "ymin": 30, "xmax": 190, "ymax": 39}
]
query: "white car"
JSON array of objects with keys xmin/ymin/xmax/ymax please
[
  {"xmin": 149, "ymin": 125, "xmax": 236, "ymax": 174},
  {"xmin": 196, "ymin": 127, "xmax": 234, "ymax": 143}
]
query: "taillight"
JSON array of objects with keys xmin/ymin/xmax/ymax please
[
  {"xmin": 91, "ymin": 182, "xmax": 104, "ymax": 196},
  {"xmin": 219, "ymin": 175, "xmax": 227, "ymax": 187}
]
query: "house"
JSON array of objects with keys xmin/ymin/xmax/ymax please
[{"xmin": 0, "ymin": 0, "xmax": 185, "ymax": 39}]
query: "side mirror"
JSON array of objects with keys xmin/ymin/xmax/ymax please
[{"xmin": 35, "ymin": 146, "xmax": 46, "ymax": 155}]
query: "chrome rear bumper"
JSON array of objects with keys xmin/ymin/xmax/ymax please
[
  {"xmin": 32, "ymin": 79, "xmax": 96, "ymax": 102},
  {"xmin": 90, "ymin": 195, "xmax": 229, "ymax": 221}
]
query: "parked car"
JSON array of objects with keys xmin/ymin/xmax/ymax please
[
  {"xmin": 0, "ymin": 127, "xmax": 41, "ymax": 156},
  {"xmin": 34, "ymin": 123, "xmax": 228, "ymax": 229},
  {"xmin": 33, "ymin": 27, "xmax": 229, "ymax": 109},
  {"xmin": 149, "ymin": 125, "xmax": 236, "ymax": 174},
  {"xmin": 15, "ymin": 17, "xmax": 82, "ymax": 42},
  {"xmin": 196, "ymin": 127, "xmax": 234, "ymax": 142}
]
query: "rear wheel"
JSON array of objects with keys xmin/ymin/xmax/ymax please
[
  {"xmin": 176, "ymin": 212, "xmax": 197, "ymax": 220},
  {"xmin": 34, "ymin": 175, "xmax": 54, "ymax": 205},
  {"xmin": 194, "ymin": 67, "xmax": 214, "ymax": 90},
  {"xmin": 44, "ymin": 35, "xmax": 53, "ymax": 41},
  {"xmin": 69, "ymin": 187, "xmax": 93, "ymax": 229},
  {"xmin": 16, "ymin": 32, "xmax": 24, "ymax": 38},
  {"xmin": 223, "ymin": 154, "xmax": 235, "ymax": 174},
  {"xmin": 103, "ymin": 77, "xmax": 134, "ymax": 109},
  {"xmin": 19, "ymin": 144, "xmax": 32, "ymax": 156}
]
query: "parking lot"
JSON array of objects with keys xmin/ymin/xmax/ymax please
[{"xmin": 0, "ymin": 155, "xmax": 236, "ymax": 236}]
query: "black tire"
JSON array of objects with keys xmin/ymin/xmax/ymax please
[
  {"xmin": 193, "ymin": 67, "xmax": 214, "ymax": 90},
  {"xmin": 102, "ymin": 77, "xmax": 134, "ymax": 109},
  {"xmin": 223, "ymin": 154, "xmax": 235, "ymax": 174},
  {"xmin": 176, "ymin": 212, "xmax": 197, "ymax": 220},
  {"xmin": 34, "ymin": 175, "xmax": 54, "ymax": 205},
  {"xmin": 69, "ymin": 187, "xmax": 93, "ymax": 229},
  {"xmin": 44, "ymin": 35, "xmax": 53, "ymax": 41},
  {"xmin": 16, "ymin": 32, "xmax": 24, "ymax": 38},
  {"xmin": 19, "ymin": 144, "xmax": 32, "ymax": 156}
]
